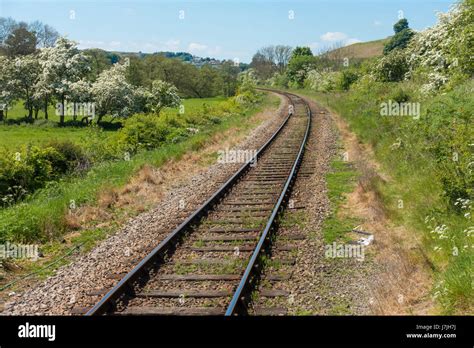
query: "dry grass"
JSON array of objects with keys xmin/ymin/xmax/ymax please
[
  {"xmin": 61, "ymin": 93, "xmax": 285, "ymax": 236},
  {"xmin": 332, "ymin": 109, "xmax": 436, "ymax": 315},
  {"xmin": 326, "ymin": 38, "xmax": 390, "ymax": 60}
]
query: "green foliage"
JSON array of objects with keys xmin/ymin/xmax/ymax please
[
  {"xmin": 418, "ymin": 81, "xmax": 473, "ymax": 206},
  {"xmin": 268, "ymin": 72, "xmax": 289, "ymax": 88},
  {"xmin": 337, "ymin": 70, "xmax": 360, "ymax": 91},
  {"xmin": 291, "ymin": 46, "xmax": 313, "ymax": 57},
  {"xmin": 287, "ymin": 55, "xmax": 317, "ymax": 86},
  {"xmin": 373, "ymin": 49, "xmax": 409, "ymax": 82},
  {"xmin": 45, "ymin": 140, "xmax": 89, "ymax": 173},
  {"xmin": 0, "ymin": 93, "xmax": 271, "ymax": 243},
  {"xmin": 114, "ymin": 114, "xmax": 173, "ymax": 153},
  {"xmin": 0, "ymin": 140, "xmax": 89, "ymax": 207},
  {"xmin": 0, "ymin": 146, "xmax": 57, "ymax": 203},
  {"xmin": 383, "ymin": 29, "xmax": 414, "ymax": 54},
  {"xmin": 405, "ymin": 0, "xmax": 473, "ymax": 93},
  {"xmin": 384, "ymin": 19, "xmax": 414, "ymax": 54},
  {"xmin": 393, "ymin": 18, "xmax": 409, "ymax": 33},
  {"xmin": 299, "ymin": 76, "xmax": 473, "ymax": 314}
]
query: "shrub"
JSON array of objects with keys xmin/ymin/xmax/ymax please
[
  {"xmin": 373, "ymin": 49, "xmax": 409, "ymax": 82},
  {"xmin": 115, "ymin": 114, "xmax": 171, "ymax": 153},
  {"xmin": 46, "ymin": 140, "xmax": 90, "ymax": 173},
  {"xmin": 268, "ymin": 72, "xmax": 290, "ymax": 88},
  {"xmin": 337, "ymin": 70, "xmax": 360, "ymax": 91},
  {"xmin": 0, "ymin": 146, "xmax": 64, "ymax": 203},
  {"xmin": 305, "ymin": 70, "xmax": 340, "ymax": 92}
]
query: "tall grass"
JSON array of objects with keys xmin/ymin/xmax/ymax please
[{"xmin": 293, "ymin": 80, "xmax": 473, "ymax": 314}]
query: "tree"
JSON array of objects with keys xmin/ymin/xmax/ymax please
[
  {"xmin": 0, "ymin": 17, "xmax": 17, "ymax": 46},
  {"xmin": 291, "ymin": 46, "xmax": 313, "ymax": 58},
  {"xmin": 9, "ymin": 55, "xmax": 41, "ymax": 119},
  {"xmin": 219, "ymin": 60, "xmax": 240, "ymax": 97},
  {"xmin": 146, "ymin": 80, "xmax": 181, "ymax": 115},
  {"xmin": 250, "ymin": 52, "xmax": 276, "ymax": 80},
  {"xmin": 394, "ymin": 18, "xmax": 409, "ymax": 33},
  {"xmin": 0, "ymin": 56, "xmax": 16, "ymax": 120},
  {"xmin": 37, "ymin": 37, "xmax": 90, "ymax": 124},
  {"xmin": 384, "ymin": 18, "xmax": 414, "ymax": 54},
  {"xmin": 192, "ymin": 65, "xmax": 222, "ymax": 98},
  {"xmin": 373, "ymin": 49, "xmax": 409, "ymax": 82},
  {"xmin": 84, "ymin": 48, "xmax": 115, "ymax": 81},
  {"xmin": 69, "ymin": 79, "xmax": 92, "ymax": 121},
  {"xmin": 91, "ymin": 63, "xmax": 136, "ymax": 122},
  {"xmin": 1, "ymin": 18, "xmax": 59, "ymax": 54},
  {"xmin": 28, "ymin": 21, "xmax": 59, "ymax": 48},
  {"xmin": 286, "ymin": 55, "xmax": 317, "ymax": 86},
  {"xmin": 237, "ymin": 69, "xmax": 258, "ymax": 94},
  {"xmin": 274, "ymin": 45, "xmax": 293, "ymax": 72},
  {"xmin": 3, "ymin": 27, "xmax": 37, "ymax": 57}
]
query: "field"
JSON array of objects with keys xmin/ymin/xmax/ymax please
[
  {"xmin": 0, "ymin": 93, "xmax": 278, "ymax": 242},
  {"xmin": 326, "ymin": 38, "xmax": 390, "ymax": 59},
  {"xmin": 0, "ymin": 97, "xmax": 227, "ymax": 148}
]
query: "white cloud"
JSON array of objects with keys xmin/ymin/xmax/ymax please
[
  {"xmin": 78, "ymin": 40, "xmax": 104, "ymax": 48},
  {"xmin": 374, "ymin": 20, "xmax": 382, "ymax": 26},
  {"xmin": 109, "ymin": 41, "xmax": 121, "ymax": 48},
  {"xmin": 307, "ymin": 42, "xmax": 320, "ymax": 52},
  {"xmin": 164, "ymin": 39, "xmax": 180, "ymax": 51},
  {"xmin": 188, "ymin": 42, "xmax": 222, "ymax": 57},
  {"xmin": 344, "ymin": 38, "xmax": 362, "ymax": 46},
  {"xmin": 319, "ymin": 32, "xmax": 362, "ymax": 48},
  {"xmin": 320, "ymin": 32, "xmax": 348, "ymax": 42},
  {"xmin": 188, "ymin": 42, "xmax": 208, "ymax": 52}
]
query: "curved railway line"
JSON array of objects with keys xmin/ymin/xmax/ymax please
[{"xmin": 85, "ymin": 90, "xmax": 312, "ymax": 316}]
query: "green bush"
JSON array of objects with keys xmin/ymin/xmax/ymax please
[
  {"xmin": 115, "ymin": 114, "xmax": 171, "ymax": 152},
  {"xmin": 338, "ymin": 70, "xmax": 359, "ymax": 91},
  {"xmin": 373, "ymin": 50, "xmax": 409, "ymax": 82},
  {"xmin": 46, "ymin": 140, "xmax": 90, "ymax": 173},
  {"xmin": 419, "ymin": 80, "xmax": 474, "ymax": 206},
  {"xmin": 0, "ymin": 146, "xmax": 60, "ymax": 203}
]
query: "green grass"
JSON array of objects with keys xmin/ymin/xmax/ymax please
[
  {"xmin": 322, "ymin": 159, "xmax": 360, "ymax": 243},
  {"xmin": 0, "ymin": 97, "xmax": 230, "ymax": 149},
  {"xmin": 0, "ymin": 93, "xmax": 279, "ymax": 243},
  {"xmin": 0, "ymin": 126, "xmax": 94, "ymax": 148},
  {"xmin": 290, "ymin": 84, "xmax": 473, "ymax": 314},
  {"xmin": 0, "ymin": 92, "xmax": 280, "ymax": 294}
]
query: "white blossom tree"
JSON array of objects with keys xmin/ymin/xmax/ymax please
[
  {"xmin": 91, "ymin": 63, "xmax": 135, "ymax": 122},
  {"xmin": 146, "ymin": 80, "xmax": 181, "ymax": 115},
  {"xmin": 36, "ymin": 37, "xmax": 89, "ymax": 124},
  {"xmin": 9, "ymin": 55, "xmax": 41, "ymax": 119},
  {"xmin": 0, "ymin": 56, "xmax": 16, "ymax": 120},
  {"xmin": 69, "ymin": 79, "xmax": 92, "ymax": 121},
  {"xmin": 237, "ymin": 68, "xmax": 258, "ymax": 94}
]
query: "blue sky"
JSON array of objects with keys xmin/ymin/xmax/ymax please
[{"xmin": 1, "ymin": 0, "xmax": 456, "ymax": 62}]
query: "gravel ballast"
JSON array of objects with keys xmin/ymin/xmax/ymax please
[{"xmin": 2, "ymin": 94, "xmax": 288, "ymax": 315}]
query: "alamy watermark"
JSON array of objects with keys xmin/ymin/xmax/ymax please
[
  {"xmin": 56, "ymin": 101, "xmax": 95, "ymax": 119},
  {"xmin": 0, "ymin": 242, "xmax": 39, "ymax": 260},
  {"xmin": 325, "ymin": 242, "xmax": 365, "ymax": 261},
  {"xmin": 217, "ymin": 148, "xmax": 258, "ymax": 167},
  {"xmin": 380, "ymin": 100, "xmax": 420, "ymax": 120}
]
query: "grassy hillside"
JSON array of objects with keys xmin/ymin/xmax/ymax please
[{"xmin": 326, "ymin": 38, "xmax": 390, "ymax": 59}]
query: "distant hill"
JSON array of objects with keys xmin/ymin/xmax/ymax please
[
  {"xmin": 102, "ymin": 50, "xmax": 236, "ymax": 68},
  {"xmin": 326, "ymin": 38, "xmax": 390, "ymax": 60}
]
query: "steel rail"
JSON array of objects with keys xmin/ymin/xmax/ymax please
[
  {"xmin": 225, "ymin": 91, "xmax": 311, "ymax": 315},
  {"xmin": 85, "ymin": 91, "xmax": 296, "ymax": 316}
]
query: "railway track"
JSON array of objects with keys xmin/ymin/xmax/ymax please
[{"xmin": 85, "ymin": 91, "xmax": 311, "ymax": 316}]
